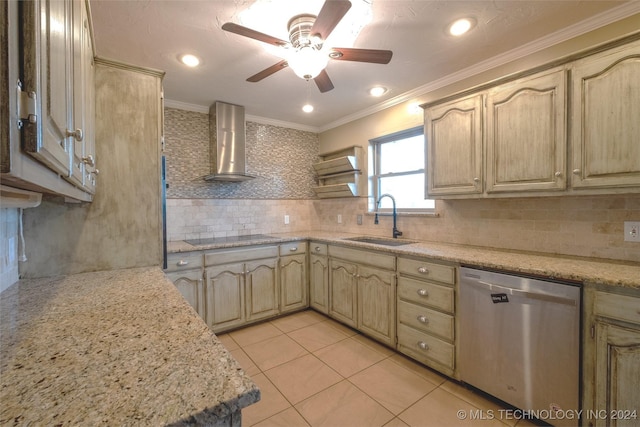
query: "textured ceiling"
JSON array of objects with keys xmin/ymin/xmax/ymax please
[{"xmin": 90, "ymin": 1, "xmax": 639, "ymax": 130}]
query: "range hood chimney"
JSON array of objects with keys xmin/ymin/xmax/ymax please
[{"xmin": 204, "ymin": 101, "xmax": 256, "ymax": 182}]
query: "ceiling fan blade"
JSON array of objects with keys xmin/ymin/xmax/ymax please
[
  {"xmin": 314, "ymin": 69, "xmax": 334, "ymax": 93},
  {"xmin": 247, "ymin": 60, "xmax": 288, "ymax": 82},
  {"xmin": 311, "ymin": 0, "xmax": 352, "ymax": 40},
  {"xmin": 222, "ymin": 22, "xmax": 288, "ymax": 47},
  {"xmin": 331, "ymin": 47, "xmax": 393, "ymax": 64}
]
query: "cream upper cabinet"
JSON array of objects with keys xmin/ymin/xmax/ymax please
[
  {"xmin": 486, "ymin": 67, "xmax": 567, "ymax": 193},
  {"xmin": 424, "ymin": 94, "xmax": 483, "ymax": 196},
  {"xmin": 570, "ymin": 39, "xmax": 640, "ymax": 190}
]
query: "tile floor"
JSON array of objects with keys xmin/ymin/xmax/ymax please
[{"xmin": 218, "ymin": 310, "xmax": 539, "ymax": 427}]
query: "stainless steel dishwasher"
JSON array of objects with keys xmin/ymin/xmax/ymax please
[{"xmin": 459, "ymin": 267, "xmax": 581, "ymax": 425}]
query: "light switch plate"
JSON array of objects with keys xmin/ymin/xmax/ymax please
[
  {"xmin": 624, "ymin": 221, "xmax": 640, "ymax": 242},
  {"xmin": 284, "ymin": 215, "xmax": 289, "ymax": 225}
]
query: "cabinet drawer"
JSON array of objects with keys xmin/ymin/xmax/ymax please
[
  {"xmin": 309, "ymin": 242, "xmax": 328, "ymax": 256},
  {"xmin": 165, "ymin": 252, "xmax": 204, "ymax": 272},
  {"xmin": 397, "ymin": 277, "xmax": 454, "ymax": 313},
  {"xmin": 205, "ymin": 246, "xmax": 278, "ymax": 266},
  {"xmin": 397, "ymin": 324, "xmax": 455, "ymax": 370},
  {"xmin": 595, "ymin": 291, "xmax": 640, "ymax": 325},
  {"xmin": 329, "ymin": 245, "xmax": 395, "ymax": 270},
  {"xmin": 398, "ymin": 300, "xmax": 454, "ymax": 341},
  {"xmin": 397, "ymin": 257, "xmax": 455, "ymax": 285},
  {"xmin": 280, "ymin": 241, "xmax": 307, "ymax": 256}
]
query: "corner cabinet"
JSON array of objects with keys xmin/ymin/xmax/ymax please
[
  {"xmin": 570, "ymin": 39, "xmax": 640, "ymax": 190},
  {"xmin": 313, "ymin": 146, "xmax": 365, "ymax": 198},
  {"xmin": 583, "ymin": 288, "xmax": 640, "ymax": 427}
]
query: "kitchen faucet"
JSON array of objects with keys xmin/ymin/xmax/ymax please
[{"xmin": 374, "ymin": 193, "xmax": 403, "ymax": 238}]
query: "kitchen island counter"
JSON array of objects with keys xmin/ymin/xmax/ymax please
[{"xmin": 0, "ymin": 267, "xmax": 259, "ymax": 426}]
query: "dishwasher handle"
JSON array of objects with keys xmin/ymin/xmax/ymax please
[{"xmin": 470, "ymin": 280, "xmax": 578, "ymax": 307}]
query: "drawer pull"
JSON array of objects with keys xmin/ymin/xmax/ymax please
[
  {"xmin": 177, "ymin": 260, "xmax": 189, "ymax": 266},
  {"xmin": 417, "ymin": 315, "xmax": 429, "ymax": 324},
  {"xmin": 417, "ymin": 267, "xmax": 429, "ymax": 274},
  {"xmin": 417, "ymin": 289, "xmax": 428, "ymax": 297},
  {"xmin": 289, "ymin": 247, "xmax": 298, "ymax": 252},
  {"xmin": 418, "ymin": 341, "xmax": 429, "ymax": 351},
  {"xmin": 315, "ymin": 246, "xmax": 321, "ymax": 252}
]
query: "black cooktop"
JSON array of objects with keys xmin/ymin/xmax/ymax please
[{"xmin": 184, "ymin": 234, "xmax": 280, "ymax": 246}]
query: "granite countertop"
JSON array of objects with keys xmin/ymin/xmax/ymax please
[
  {"xmin": 168, "ymin": 231, "xmax": 640, "ymax": 290},
  {"xmin": 0, "ymin": 267, "xmax": 259, "ymax": 425}
]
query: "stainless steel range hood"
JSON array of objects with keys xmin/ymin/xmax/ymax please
[{"xmin": 204, "ymin": 101, "xmax": 255, "ymax": 182}]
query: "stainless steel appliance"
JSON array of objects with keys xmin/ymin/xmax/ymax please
[{"xmin": 459, "ymin": 267, "xmax": 581, "ymax": 425}]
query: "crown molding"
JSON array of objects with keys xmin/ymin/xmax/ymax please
[{"xmin": 163, "ymin": 99, "xmax": 209, "ymax": 114}]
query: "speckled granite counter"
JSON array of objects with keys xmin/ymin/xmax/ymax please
[
  {"xmin": 167, "ymin": 231, "xmax": 640, "ymax": 290},
  {"xmin": 0, "ymin": 267, "xmax": 259, "ymax": 426}
]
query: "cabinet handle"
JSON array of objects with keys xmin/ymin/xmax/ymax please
[
  {"xmin": 473, "ymin": 177, "xmax": 480, "ymax": 183},
  {"xmin": 177, "ymin": 260, "xmax": 189, "ymax": 266},
  {"xmin": 66, "ymin": 128, "xmax": 84, "ymax": 142},
  {"xmin": 417, "ymin": 289, "xmax": 428, "ymax": 297},
  {"xmin": 418, "ymin": 341, "xmax": 429, "ymax": 351},
  {"xmin": 417, "ymin": 315, "xmax": 429, "ymax": 324},
  {"xmin": 91, "ymin": 169, "xmax": 100, "ymax": 176},
  {"xmin": 417, "ymin": 267, "xmax": 429, "ymax": 274},
  {"xmin": 554, "ymin": 171, "xmax": 562, "ymax": 178},
  {"xmin": 82, "ymin": 155, "xmax": 95, "ymax": 167},
  {"xmin": 289, "ymin": 247, "xmax": 298, "ymax": 252},
  {"xmin": 572, "ymin": 169, "xmax": 581, "ymax": 175}
]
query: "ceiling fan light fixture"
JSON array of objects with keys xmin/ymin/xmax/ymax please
[
  {"xmin": 288, "ymin": 46, "xmax": 329, "ymax": 80},
  {"xmin": 369, "ymin": 86, "xmax": 387, "ymax": 97},
  {"xmin": 448, "ymin": 17, "xmax": 475, "ymax": 36}
]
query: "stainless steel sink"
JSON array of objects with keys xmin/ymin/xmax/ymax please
[{"xmin": 343, "ymin": 236, "xmax": 417, "ymax": 246}]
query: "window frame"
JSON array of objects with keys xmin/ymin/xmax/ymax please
[{"xmin": 368, "ymin": 126, "xmax": 434, "ymax": 214}]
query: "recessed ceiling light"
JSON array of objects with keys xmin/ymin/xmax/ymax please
[
  {"xmin": 180, "ymin": 54, "xmax": 200, "ymax": 67},
  {"xmin": 449, "ymin": 18, "xmax": 475, "ymax": 36},
  {"xmin": 369, "ymin": 86, "xmax": 387, "ymax": 97},
  {"xmin": 302, "ymin": 104, "xmax": 314, "ymax": 113}
]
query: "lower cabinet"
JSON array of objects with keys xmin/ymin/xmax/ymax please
[
  {"xmin": 396, "ymin": 256, "xmax": 457, "ymax": 377},
  {"xmin": 583, "ymin": 288, "xmax": 640, "ymax": 427},
  {"xmin": 165, "ymin": 252, "xmax": 205, "ymax": 317},
  {"xmin": 309, "ymin": 242, "xmax": 329, "ymax": 314},
  {"xmin": 204, "ymin": 263, "xmax": 246, "ymax": 331},
  {"xmin": 279, "ymin": 242, "xmax": 308, "ymax": 314}
]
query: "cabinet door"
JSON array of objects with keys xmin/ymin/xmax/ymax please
[
  {"xmin": 166, "ymin": 268, "xmax": 205, "ymax": 318},
  {"xmin": 204, "ymin": 264, "xmax": 245, "ymax": 331},
  {"xmin": 280, "ymin": 254, "xmax": 308, "ymax": 314},
  {"xmin": 571, "ymin": 39, "xmax": 640, "ymax": 189},
  {"xmin": 486, "ymin": 67, "xmax": 566, "ymax": 193},
  {"xmin": 22, "ymin": 0, "xmax": 74, "ymax": 177},
  {"xmin": 593, "ymin": 322, "xmax": 640, "ymax": 427},
  {"xmin": 358, "ymin": 265, "xmax": 395, "ymax": 346},
  {"xmin": 245, "ymin": 258, "xmax": 279, "ymax": 321},
  {"xmin": 309, "ymin": 254, "xmax": 329, "ymax": 314},
  {"xmin": 328, "ymin": 258, "xmax": 358, "ymax": 328},
  {"xmin": 424, "ymin": 94, "xmax": 483, "ymax": 196}
]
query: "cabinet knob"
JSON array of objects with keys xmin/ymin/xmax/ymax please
[
  {"xmin": 418, "ymin": 341, "xmax": 429, "ymax": 351},
  {"xmin": 315, "ymin": 246, "xmax": 321, "ymax": 252},
  {"xmin": 289, "ymin": 247, "xmax": 298, "ymax": 252},
  {"xmin": 417, "ymin": 315, "xmax": 429, "ymax": 324},
  {"xmin": 473, "ymin": 177, "xmax": 480, "ymax": 183},
  {"xmin": 66, "ymin": 128, "xmax": 84, "ymax": 142},
  {"xmin": 91, "ymin": 169, "xmax": 100, "ymax": 176},
  {"xmin": 417, "ymin": 267, "xmax": 429, "ymax": 274},
  {"xmin": 417, "ymin": 289, "xmax": 428, "ymax": 297},
  {"xmin": 82, "ymin": 155, "xmax": 95, "ymax": 167},
  {"xmin": 572, "ymin": 169, "xmax": 581, "ymax": 175},
  {"xmin": 554, "ymin": 171, "xmax": 562, "ymax": 178},
  {"xmin": 177, "ymin": 260, "xmax": 189, "ymax": 266}
]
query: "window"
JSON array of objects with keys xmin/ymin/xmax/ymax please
[{"xmin": 368, "ymin": 126, "xmax": 434, "ymax": 213}]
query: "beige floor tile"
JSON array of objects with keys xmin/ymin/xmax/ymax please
[
  {"xmin": 270, "ymin": 310, "xmax": 326, "ymax": 333},
  {"xmin": 322, "ymin": 318, "xmax": 359, "ymax": 337},
  {"xmin": 399, "ymin": 388, "xmax": 507, "ymax": 427},
  {"xmin": 440, "ymin": 381, "xmax": 518, "ymax": 427},
  {"xmin": 229, "ymin": 322, "xmax": 283, "ymax": 347},
  {"xmin": 351, "ymin": 334, "xmax": 396, "ymax": 357},
  {"xmin": 295, "ymin": 380, "xmax": 395, "ymax": 427},
  {"xmin": 216, "ymin": 333, "xmax": 239, "ymax": 351},
  {"xmin": 244, "ymin": 334, "xmax": 309, "ymax": 371},
  {"xmin": 229, "ymin": 347, "xmax": 260, "ymax": 376},
  {"xmin": 383, "ymin": 417, "xmax": 410, "ymax": 427},
  {"xmin": 242, "ymin": 373, "xmax": 291, "ymax": 427},
  {"xmin": 264, "ymin": 353, "xmax": 343, "ymax": 404},
  {"xmin": 315, "ymin": 337, "xmax": 388, "ymax": 377},
  {"xmin": 287, "ymin": 321, "xmax": 351, "ymax": 352},
  {"xmin": 251, "ymin": 407, "xmax": 310, "ymax": 427},
  {"xmin": 350, "ymin": 358, "xmax": 438, "ymax": 415},
  {"xmin": 387, "ymin": 353, "xmax": 448, "ymax": 386}
]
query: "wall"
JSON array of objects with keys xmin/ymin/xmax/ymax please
[
  {"xmin": 0, "ymin": 208, "xmax": 19, "ymax": 291},
  {"xmin": 20, "ymin": 61, "xmax": 163, "ymax": 278},
  {"xmin": 164, "ymin": 107, "xmax": 319, "ymax": 241}
]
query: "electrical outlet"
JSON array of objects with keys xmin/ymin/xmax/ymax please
[
  {"xmin": 624, "ymin": 221, "xmax": 640, "ymax": 242},
  {"xmin": 337, "ymin": 214, "xmax": 342, "ymax": 224},
  {"xmin": 284, "ymin": 215, "xmax": 290, "ymax": 225}
]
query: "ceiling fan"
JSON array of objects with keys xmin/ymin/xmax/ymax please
[{"xmin": 222, "ymin": 0, "xmax": 393, "ymax": 93}]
